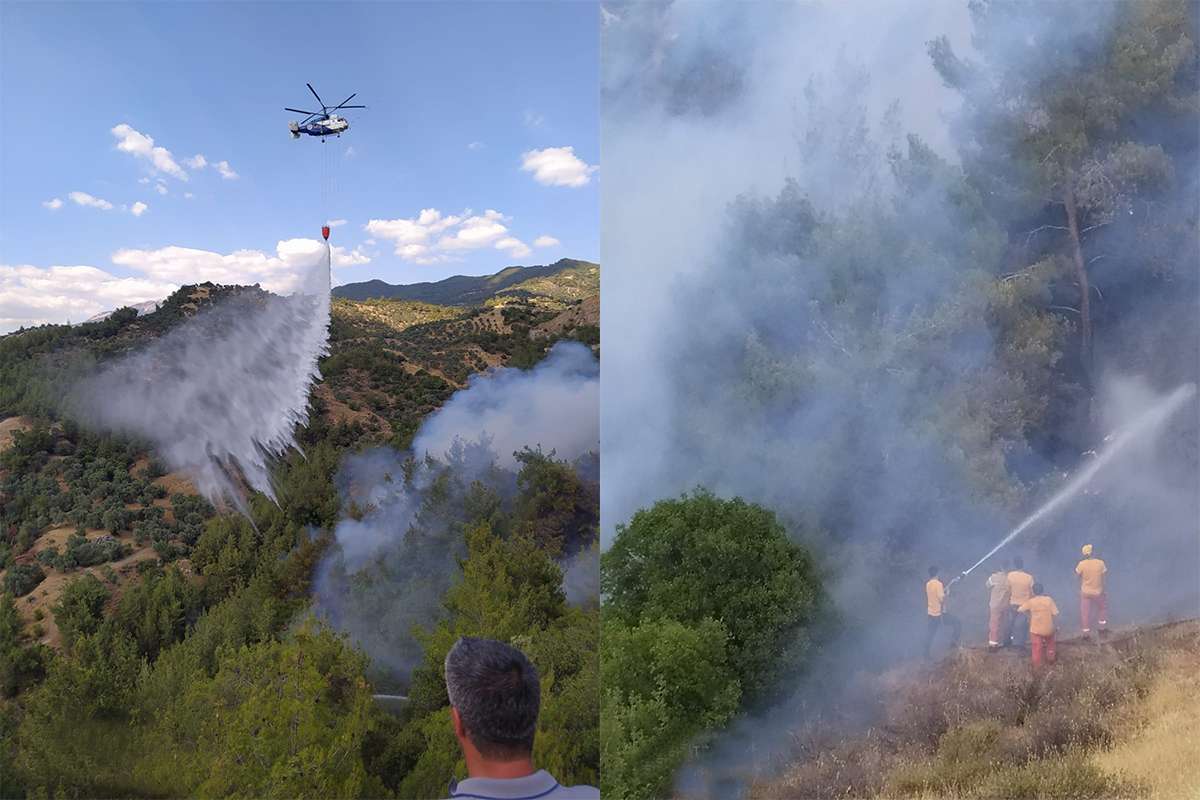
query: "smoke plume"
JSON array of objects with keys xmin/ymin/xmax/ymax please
[
  {"xmin": 313, "ymin": 341, "xmax": 599, "ymax": 688},
  {"xmin": 72, "ymin": 242, "xmax": 331, "ymax": 511}
]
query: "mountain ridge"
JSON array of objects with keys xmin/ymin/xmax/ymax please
[{"xmin": 333, "ymin": 258, "xmax": 598, "ymax": 305}]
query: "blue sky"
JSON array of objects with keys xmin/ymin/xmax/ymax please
[{"xmin": 0, "ymin": 1, "xmax": 598, "ymax": 332}]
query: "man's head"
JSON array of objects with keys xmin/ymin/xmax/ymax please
[
  {"xmin": 445, "ymin": 637, "xmax": 540, "ymax": 763},
  {"xmin": 928, "ymin": 565, "xmax": 939, "ymax": 578},
  {"xmin": 1082, "ymin": 544, "xmax": 1093, "ymax": 557},
  {"xmin": 1013, "ymin": 556, "xmax": 1024, "ymax": 570},
  {"xmin": 1033, "ymin": 582, "xmax": 1044, "ymax": 595}
]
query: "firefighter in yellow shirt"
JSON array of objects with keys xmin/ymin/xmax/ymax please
[
  {"xmin": 1075, "ymin": 544, "xmax": 1108, "ymax": 636},
  {"xmin": 924, "ymin": 565, "xmax": 961, "ymax": 659},
  {"xmin": 1005, "ymin": 556, "xmax": 1035, "ymax": 649},
  {"xmin": 1017, "ymin": 583, "xmax": 1059, "ymax": 668}
]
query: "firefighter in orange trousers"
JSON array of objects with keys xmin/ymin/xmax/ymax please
[
  {"xmin": 1075, "ymin": 544, "xmax": 1108, "ymax": 637},
  {"xmin": 1018, "ymin": 583, "xmax": 1060, "ymax": 668},
  {"xmin": 986, "ymin": 560, "xmax": 1010, "ymax": 650}
]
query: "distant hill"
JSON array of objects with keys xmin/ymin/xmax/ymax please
[{"xmin": 333, "ymin": 258, "xmax": 598, "ymax": 305}]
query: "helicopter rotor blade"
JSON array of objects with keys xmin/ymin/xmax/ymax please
[
  {"xmin": 330, "ymin": 93, "xmax": 357, "ymax": 111},
  {"xmin": 284, "ymin": 108, "xmax": 321, "ymax": 115},
  {"xmin": 307, "ymin": 83, "xmax": 325, "ymax": 109},
  {"xmin": 336, "ymin": 105, "xmax": 366, "ymax": 109}
]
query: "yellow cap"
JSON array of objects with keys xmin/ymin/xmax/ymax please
[{"xmin": 1082, "ymin": 544, "xmax": 1093, "ymax": 556}]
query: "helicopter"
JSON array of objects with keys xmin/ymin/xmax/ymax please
[{"xmin": 285, "ymin": 83, "xmax": 365, "ymax": 139}]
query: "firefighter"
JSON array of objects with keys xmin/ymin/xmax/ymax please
[
  {"xmin": 986, "ymin": 559, "xmax": 1011, "ymax": 650},
  {"xmin": 1017, "ymin": 583, "xmax": 1059, "ymax": 668},
  {"xmin": 1006, "ymin": 557, "xmax": 1035, "ymax": 649},
  {"xmin": 924, "ymin": 566, "xmax": 961, "ymax": 659},
  {"xmin": 1075, "ymin": 544, "xmax": 1108, "ymax": 636}
]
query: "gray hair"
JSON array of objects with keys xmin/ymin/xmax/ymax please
[{"xmin": 444, "ymin": 637, "xmax": 541, "ymax": 758}]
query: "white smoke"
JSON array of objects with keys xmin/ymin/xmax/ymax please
[
  {"xmin": 73, "ymin": 242, "xmax": 331, "ymax": 510},
  {"xmin": 412, "ymin": 341, "xmax": 600, "ymax": 471},
  {"xmin": 314, "ymin": 341, "xmax": 600, "ymax": 687}
]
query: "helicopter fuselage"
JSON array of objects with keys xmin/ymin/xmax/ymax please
[{"xmin": 292, "ymin": 116, "xmax": 350, "ymax": 138}]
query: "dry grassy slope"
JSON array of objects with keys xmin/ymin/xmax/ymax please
[
  {"xmin": 752, "ymin": 619, "xmax": 1200, "ymax": 800},
  {"xmin": 0, "ymin": 462, "xmax": 200, "ymax": 650},
  {"xmin": 489, "ymin": 262, "xmax": 600, "ymax": 308},
  {"xmin": 534, "ymin": 294, "xmax": 599, "ymax": 338},
  {"xmin": 331, "ymin": 297, "xmax": 463, "ymax": 336},
  {"xmin": 1091, "ymin": 623, "xmax": 1200, "ymax": 800}
]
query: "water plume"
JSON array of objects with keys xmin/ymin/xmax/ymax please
[
  {"xmin": 961, "ymin": 382, "xmax": 1197, "ymax": 577},
  {"xmin": 72, "ymin": 241, "xmax": 331, "ymax": 511}
]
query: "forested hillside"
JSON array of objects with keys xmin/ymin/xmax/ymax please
[
  {"xmin": 0, "ymin": 263, "xmax": 600, "ymax": 797},
  {"xmin": 599, "ymin": 2, "xmax": 1198, "ymax": 798}
]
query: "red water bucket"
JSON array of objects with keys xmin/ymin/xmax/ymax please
[{"xmin": 321, "ymin": 225, "xmax": 331, "ymax": 241}]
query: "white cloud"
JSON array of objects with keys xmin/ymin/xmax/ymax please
[
  {"xmin": 366, "ymin": 207, "xmax": 549, "ymax": 265},
  {"xmin": 138, "ymin": 177, "xmax": 151, "ymax": 185},
  {"xmin": 111, "ymin": 123, "xmax": 188, "ymax": 180},
  {"xmin": 533, "ymin": 235, "xmax": 560, "ymax": 248},
  {"xmin": 214, "ymin": 160, "xmax": 239, "ymax": 180},
  {"xmin": 327, "ymin": 219, "xmax": 348, "ymax": 228},
  {"xmin": 467, "ymin": 141, "xmax": 485, "ymax": 151},
  {"xmin": 523, "ymin": 110, "xmax": 546, "ymax": 128},
  {"xmin": 154, "ymin": 180, "xmax": 168, "ymax": 196},
  {"xmin": 600, "ymin": 6, "xmax": 620, "ymax": 26},
  {"xmin": 42, "ymin": 198, "xmax": 64, "ymax": 211},
  {"xmin": 331, "ymin": 245, "xmax": 370, "ymax": 267},
  {"xmin": 184, "ymin": 192, "xmax": 195, "ymax": 199},
  {"xmin": 496, "ymin": 236, "xmax": 532, "ymax": 259},
  {"xmin": 130, "ymin": 201, "xmax": 148, "ymax": 217},
  {"xmin": 520, "ymin": 146, "xmax": 598, "ymax": 188},
  {"xmin": 436, "ymin": 210, "xmax": 509, "ymax": 251},
  {"xmin": 68, "ymin": 191, "xmax": 114, "ymax": 210},
  {"xmin": 345, "ymin": 146, "xmax": 357, "ymax": 158},
  {"xmin": 185, "ymin": 154, "xmax": 208, "ymax": 169},
  {"xmin": 0, "ymin": 264, "xmax": 176, "ymax": 333},
  {"xmin": 1, "ymin": 238, "xmax": 371, "ymax": 334}
]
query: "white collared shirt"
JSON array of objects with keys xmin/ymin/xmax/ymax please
[{"xmin": 447, "ymin": 769, "xmax": 599, "ymax": 800}]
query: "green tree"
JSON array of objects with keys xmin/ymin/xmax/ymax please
[
  {"xmin": 52, "ymin": 574, "xmax": 110, "ymax": 651},
  {"xmin": 147, "ymin": 623, "xmax": 377, "ymax": 799},
  {"xmin": 601, "ymin": 617, "xmax": 741, "ymax": 800},
  {"xmin": 114, "ymin": 565, "xmax": 203, "ymax": 660},
  {"xmin": 384, "ymin": 523, "xmax": 599, "ymax": 798},
  {"xmin": 929, "ymin": 0, "xmax": 1198, "ymax": 377},
  {"xmin": 603, "ymin": 491, "xmax": 823, "ymax": 702},
  {"xmin": 513, "ymin": 447, "xmax": 599, "ymax": 557},
  {"xmin": 0, "ymin": 591, "xmax": 48, "ymax": 697}
]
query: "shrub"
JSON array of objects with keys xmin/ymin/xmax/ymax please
[
  {"xmin": 981, "ymin": 753, "xmax": 1145, "ymax": 799},
  {"xmin": 602, "ymin": 490, "xmax": 823, "ymax": 702},
  {"xmin": 53, "ymin": 574, "xmax": 110, "ymax": 650},
  {"xmin": 3, "ymin": 563, "xmax": 46, "ymax": 597}
]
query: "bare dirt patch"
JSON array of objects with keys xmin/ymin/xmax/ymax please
[
  {"xmin": 5, "ymin": 529, "xmax": 158, "ymax": 650},
  {"xmin": 314, "ymin": 383, "xmax": 393, "ymax": 437},
  {"xmin": 0, "ymin": 416, "xmax": 35, "ymax": 453}
]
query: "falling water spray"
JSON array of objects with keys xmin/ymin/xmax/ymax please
[
  {"xmin": 72, "ymin": 233, "xmax": 333, "ymax": 512},
  {"xmin": 959, "ymin": 382, "xmax": 1197, "ymax": 579}
]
